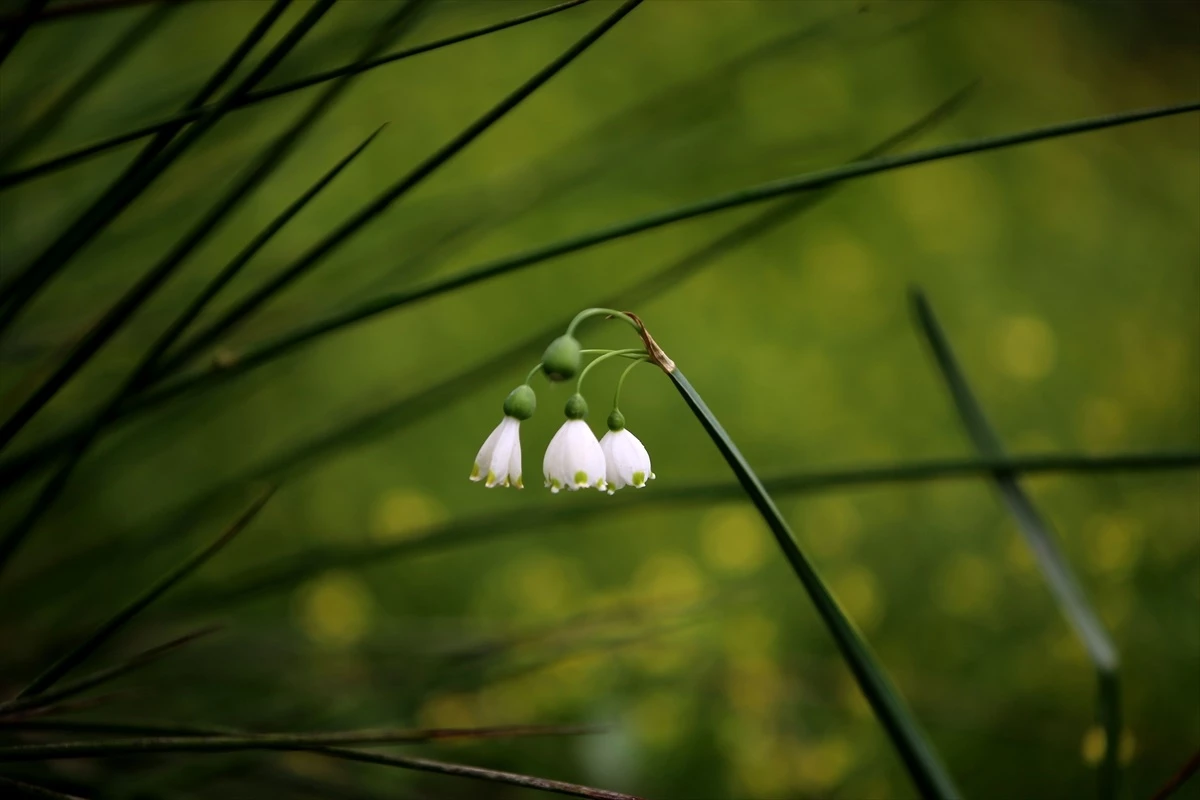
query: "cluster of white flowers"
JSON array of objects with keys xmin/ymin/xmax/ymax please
[
  {"xmin": 470, "ymin": 397, "xmax": 654, "ymax": 495},
  {"xmin": 470, "ymin": 331, "xmax": 655, "ymax": 496}
]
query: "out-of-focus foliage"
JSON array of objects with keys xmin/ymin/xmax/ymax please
[{"xmin": 0, "ymin": 1, "xmax": 1197, "ymax": 798}]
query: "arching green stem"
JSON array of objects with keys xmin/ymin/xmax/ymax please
[
  {"xmin": 576, "ymin": 349, "xmax": 644, "ymax": 394},
  {"xmin": 566, "ymin": 307, "xmax": 641, "ymax": 338},
  {"xmin": 523, "ymin": 363, "xmax": 543, "ymax": 386},
  {"xmin": 612, "ymin": 357, "xmax": 648, "ymax": 411}
]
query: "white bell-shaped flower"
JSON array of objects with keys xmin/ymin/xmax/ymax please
[
  {"xmin": 599, "ymin": 410, "xmax": 654, "ymax": 494},
  {"xmin": 543, "ymin": 394, "xmax": 607, "ymax": 492},
  {"xmin": 470, "ymin": 416, "xmax": 524, "ymax": 488}
]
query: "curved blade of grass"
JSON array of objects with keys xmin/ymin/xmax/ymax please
[
  {"xmin": 0, "ymin": 0, "xmax": 169, "ymax": 27},
  {"xmin": 910, "ymin": 288, "xmax": 1120, "ymax": 800},
  {"xmin": 0, "ymin": 0, "xmax": 48, "ymax": 67},
  {"xmin": 0, "ymin": 626, "xmax": 219, "ymax": 717},
  {"xmin": 152, "ymin": 0, "xmax": 644, "ymax": 377},
  {"xmin": 136, "ymin": 99, "xmax": 1200, "ymax": 391},
  {"xmin": 14, "ymin": 488, "xmax": 272, "ymax": 699},
  {"xmin": 0, "ymin": 723, "xmax": 606, "ymax": 761},
  {"xmin": 0, "ymin": 3, "xmax": 180, "ymax": 170},
  {"xmin": 0, "ymin": 6, "xmax": 422, "ymax": 573},
  {"xmin": 0, "ymin": 720, "xmax": 641, "ymax": 800},
  {"xmin": 0, "ymin": 0, "xmax": 596, "ymax": 191},
  {"xmin": 666, "ymin": 365, "xmax": 960, "ymax": 799},
  {"xmin": 0, "ymin": 776, "xmax": 86, "ymax": 800},
  {"xmin": 0, "ymin": 0, "xmax": 319, "ymax": 333},
  {"xmin": 1150, "ymin": 749, "xmax": 1200, "ymax": 800},
  {"xmin": 0, "ymin": 80, "xmax": 974, "ymax": 494}
]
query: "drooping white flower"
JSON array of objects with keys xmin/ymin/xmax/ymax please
[
  {"xmin": 543, "ymin": 419, "xmax": 607, "ymax": 492},
  {"xmin": 599, "ymin": 427, "xmax": 654, "ymax": 494},
  {"xmin": 470, "ymin": 416, "xmax": 523, "ymax": 488}
]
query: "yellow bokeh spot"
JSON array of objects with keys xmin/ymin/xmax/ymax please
[
  {"xmin": 800, "ymin": 496, "xmax": 863, "ymax": 559},
  {"xmin": 634, "ymin": 553, "xmax": 704, "ymax": 609},
  {"xmin": 995, "ymin": 315, "xmax": 1057, "ymax": 382},
  {"xmin": 630, "ymin": 691, "xmax": 689, "ymax": 748},
  {"xmin": 280, "ymin": 751, "xmax": 335, "ymax": 779},
  {"xmin": 504, "ymin": 551, "xmax": 577, "ymax": 618},
  {"xmin": 1085, "ymin": 515, "xmax": 1144, "ymax": 576},
  {"xmin": 371, "ymin": 488, "xmax": 446, "ymax": 540},
  {"xmin": 726, "ymin": 656, "xmax": 782, "ymax": 717},
  {"xmin": 699, "ymin": 505, "xmax": 766, "ymax": 575},
  {"xmin": 935, "ymin": 554, "xmax": 999, "ymax": 620},
  {"xmin": 721, "ymin": 613, "xmax": 778, "ymax": 659},
  {"xmin": 830, "ymin": 566, "xmax": 884, "ymax": 632},
  {"xmin": 295, "ymin": 571, "xmax": 372, "ymax": 648},
  {"xmin": 793, "ymin": 737, "xmax": 855, "ymax": 791},
  {"xmin": 1080, "ymin": 726, "xmax": 1138, "ymax": 767},
  {"xmin": 418, "ymin": 692, "xmax": 478, "ymax": 731}
]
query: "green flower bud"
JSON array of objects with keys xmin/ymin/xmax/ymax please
[
  {"xmin": 607, "ymin": 408, "xmax": 626, "ymax": 431},
  {"xmin": 541, "ymin": 335, "xmax": 581, "ymax": 381},
  {"xmin": 502, "ymin": 385, "xmax": 536, "ymax": 420},
  {"xmin": 564, "ymin": 393, "xmax": 588, "ymax": 420}
]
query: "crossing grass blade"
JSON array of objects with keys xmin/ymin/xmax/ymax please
[
  {"xmin": 0, "ymin": 626, "xmax": 219, "ymax": 717},
  {"xmin": 0, "ymin": 723, "xmax": 606, "ymax": 761},
  {"xmin": 151, "ymin": 0, "xmax": 645, "ymax": 378},
  {"xmin": 0, "ymin": 79, "xmax": 975, "ymax": 492},
  {"xmin": 0, "ymin": 775, "xmax": 85, "ymax": 800},
  {"xmin": 910, "ymin": 288, "xmax": 1121, "ymax": 800},
  {"xmin": 14, "ymin": 488, "xmax": 272, "ymax": 699},
  {"xmin": 0, "ymin": 719, "xmax": 641, "ymax": 800},
  {"xmin": 0, "ymin": 0, "xmax": 595, "ymax": 191},
  {"xmin": 0, "ymin": 0, "xmax": 322, "ymax": 334},
  {"xmin": 127, "ymin": 99, "xmax": 1200, "ymax": 394},
  {"xmin": 0, "ymin": 3, "xmax": 180, "ymax": 170},
  {"xmin": 0, "ymin": 0, "xmax": 48, "ymax": 67},
  {"xmin": 666, "ymin": 365, "xmax": 960, "ymax": 799}
]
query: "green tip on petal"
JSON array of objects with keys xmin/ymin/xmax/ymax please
[
  {"xmin": 470, "ymin": 463, "xmax": 480, "ymax": 479},
  {"xmin": 515, "ymin": 476, "xmax": 523, "ymax": 489},
  {"xmin": 632, "ymin": 470, "xmax": 646, "ymax": 487},
  {"xmin": 574, "ymin": 470, "xmax": 588, "ymax": 485},
  {"xmin": 485, "ymin": 469, "xmax": 497, "ymax": 486}
]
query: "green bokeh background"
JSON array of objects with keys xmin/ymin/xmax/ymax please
[{"xmin": 1, "ymin": 1, "xmax": 1198, "ymax": 798}]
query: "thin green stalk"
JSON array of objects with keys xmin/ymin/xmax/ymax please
[
  {"xmin": 0, "ymin": 724, "xmax": 605, "ymax": 761},
  {"xmin": 0, "ymin": 776, "xmax": 84, "ymax": 800},
  {"xmin": 910, "ymin": 288, "xmax": 1120, "ymax": 800},
  {"xmin": 0, "ymin": 0, "xmax": 318, "ymax": 333},
  {"xmin": 0, "ymin": 3, "xmax": 180, "ymax": 170},
  {"xmin": 0, "ymin": 4, "xmax": 423, "ymax": 573},
  {"xmin": 613, "ymin": 358, "xmax": 645, "ymax": 409},
  {"xmin": 0, "ymin": 626, "xmax": 218, "ymax": 717},
  {"xmin": 0, "ymin": 719, "xmax": 640, "ymax": 800},
  {"xmin": 0, "ymin": 81, "xmax": 976, "ymax": 492},
  {"xmin": 575, "ymin": 349, "xmax": 646, "ymax": 393},
  {"xmin": 0, "ymin": 0, "xmax": 594, "ymax": 190},
  {"xmin": 141, "ymin": 99, "xmax": 1198, "ymax": 393},
  {"xmin": 666, "ymin": 366, "xmax": 959, "ymax": 799},
  {"xmin": 152, "ymin": 0, "xmax": 644, "ymax": 379},
  {"xmin": 0, "ymin": 0, "xmax": 47, "ymax": 67},
  {"xmin": 15, "ymin": 488, "xmax": 272, "ymax": 698}
]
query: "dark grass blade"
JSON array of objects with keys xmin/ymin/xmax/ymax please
[
  {"xmin": 0, "ymin": 3, "xmax": 180, "ymax": 169},
  {"xmin": 0, "ymin": 0, "xmax": 317, "ymax": 331},
  {"xmin": 0, "ymin": 78, "xmax": 975, "ymax": 491},
  {"xmin": 13, "ymin": 488, "xmax": 272, "ymax": 699},
  {"xmin": 0, "ymin": 720, "xmax": 641, "ymax": 800},
  {"xmin": 152, "ymin": 0, "xmax": 645, "ymax": 377},
  {"xmin": 1150, "ymin": 749, "xmax": 1200, "ymax": 800},
  {"xmin": 0, "ymin": 723, "xmax": 605, "ymax": 761},
  {"xmin": 0, "ymin": 776, "xmax": 86, "ymax": 800},
  {"xmin": 0, "ymin": 626, "xmax": 219, "ymax": 717},
  {"xmin": 0, "ymin": 0, "xmax": 170, "ymax": 27},
  {"xmin": 910, "ymin": 288, "xmax": 1121, "ymax": 800},
  {"xmin": 0, "ymin": 0, "xmax": 594, "ymax": 190},
  {"xmin": 666, "ymin": 366, "xmax": 960, "ymax": 799},
  {"xmin": 0, "ymin": 4, "xmax": 419, "ymax": 573},
  {"xmin": 0, "ymin": 0, "xmax": 48, "ymax": 67},
  {"xmin": 137, "ymin": 99, "xmax": 1200, "ymax": 391}
]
